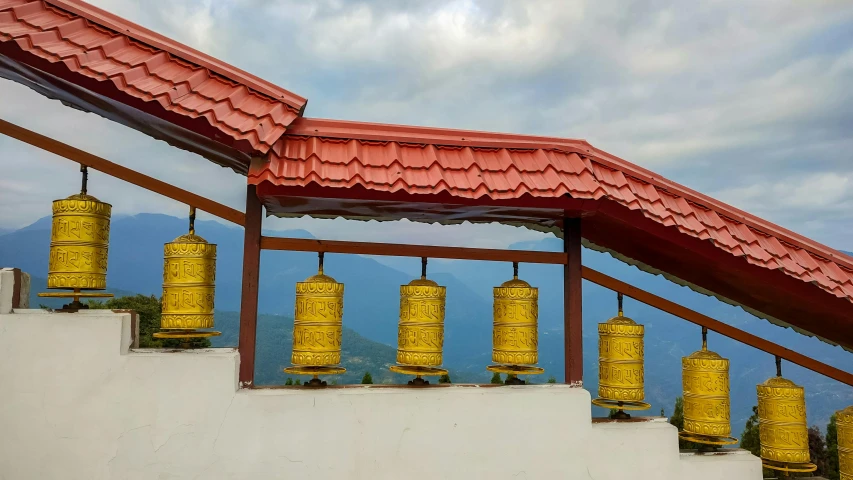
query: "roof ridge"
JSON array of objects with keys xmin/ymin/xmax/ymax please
[
  {"xmin": 265, "ymin": 130, "xmax": 853, "ymax": 277},
  {"xmin": 283, "ymin": 130, "xmax": 853, "ymax": 269}
]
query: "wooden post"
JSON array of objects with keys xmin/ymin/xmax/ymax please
[
  {"xmin": 238, "ymin": 185, "xmax": 263, "ymax": 387},
  {"xmin": 563, "ymin": 217, "xmax": 583, "ymax": 386}
]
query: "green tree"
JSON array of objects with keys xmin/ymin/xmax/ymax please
[
  {"xmin": 547, "ymin": 376, "xmax": 557, "ymax": 384},
  {"xmin": 361, "ymin": 372, "xmax": 373, "ymax": 384},
  {"xmin": 88, "ymin": 295, "xmax": 210, "ymax": 349},
  {"xmin": 438, "ymin": 373, "xmax": 451, "ymax": 384},
  {"xmin": 827, "ymin": 414, "xmax": 839, "ymax": 480},
  {"xmin": 808, "ymin": 425, "xmax": 828, "ymax": 476},
  {"xmin": 669, "ymin": 397, "xmax": 702, "ymax": 450},
  {"xmin": 740, "ymin": 405, "xmax": 761, "ymax": 457},
  {"xmin": 294, "ymin": 378, "xmax": 301, "ymax": 386},
  {"xmin": 285, "ymin": 378, "xmax": 293, "ymax": 386},
  {"xmin": 490, "ymin": 372, "xmax": 502, "ymax": 384}
]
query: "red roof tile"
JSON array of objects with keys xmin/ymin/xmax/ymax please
[
  {"xmin": 250, "ymin": 118, "xmax": 853, "ymax": 313},
  {"xmin": 0, "ymin": 0, "xmax": 305, "ymax": 156}
]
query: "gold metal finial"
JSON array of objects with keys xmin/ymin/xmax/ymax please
[
  {"xmin": 318, "ymin": 251, "xmax": 325, "ymax": 275},
  {"xmin": 591, "ymin": 294, "xmax": 650, "ymax": 418},
  {"xmin": 153, "ymin": 215, "xmax": 220, "ymax": 343},
  {"xmin": 756, "ymin": 374, "xmax": 816, "ymax": 473},
  {"xmin": 390, "ymin": 258, "xmax": 449, "ymax": 385},
  {"xmin": 487, "ymin": 263, "xmax": 544, "ymax": 383},
  {"xmin": 678, "ymin": 326, "xmax": 738, "ymax": 448}
]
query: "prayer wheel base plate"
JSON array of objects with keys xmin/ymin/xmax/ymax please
[
  {"xmin": 487, "ymin": 365, "xmax": 544, "ymax": 385},
  {"xmin": 284, "ymin": 366, "xmax": 346, "ymax": 389},
  {"xmin": 284, "ymin": 366, "xmax": 346, "ymax": 376},
  {"xmin": 678, "ymin": 431, "xmax": 738, "ymax": 447},
  {"xmin": 38, "ymin": 291, "xmax": 114, "ymax": 311},
  {"xmin": 390, "ymin": 365, "xmax": 447, "ymax": 385},
  {"xmin": 153, "ymin": 331, "xmax": 221, "ymax": 339},
  {"xmin": 38, "ymin": 292, "xmax": 114, "ymax": 298},
  {"xmin": 592, "ymin": 398, "xmax": 651, "ymax": 419},
  {"xmin": 761, "ymin": 460, "xmax": 817, "ymax": 473},
  {"xmin": 389, "ymin": 365, "xmax": 448, "ymax": 376},
  {"xmin": 591, "ymin": 398, "xmax": 651, "ymax": 411},
  {"xmin": 486, "ymin": 365, "xmax": 545, "ymax": 375}
]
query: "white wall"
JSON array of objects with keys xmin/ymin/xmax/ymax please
[
  {"xmin": 0, "ymin": 308, "xmax": 762, "ymax": 480},
  {"xmin": 0, "ymin": 268, "xmax": 29, "ymax": 313}
]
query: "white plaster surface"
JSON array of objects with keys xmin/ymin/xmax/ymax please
[
  {"xmin": 0, "ymin": 308, "xmax": 762, "ymax": 480},
  {"xmin": 0, "ymin": 268, "xmax": 28, "ymax": 313}
]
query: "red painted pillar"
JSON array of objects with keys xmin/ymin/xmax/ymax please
[
  {"xmin": 563, "ymin": 217, "xmax": 583, "ymax": 386},
  {"xmin": 238, "ymin": 185, "xmax": 263, "ymax": 387}
]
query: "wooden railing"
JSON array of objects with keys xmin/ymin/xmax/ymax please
[{"xmin": 2, "ymin": 118, "xmax": 850, "ymax": 389}]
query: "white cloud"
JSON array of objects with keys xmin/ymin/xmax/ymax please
[{"xmin": 1, "ymin": 0, "xmax": 852, "ymax": 250}]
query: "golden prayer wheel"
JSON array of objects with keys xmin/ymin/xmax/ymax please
[
  {"xmin": 153, "ymin": 207, "xmax": 220, "ymax": 343},
  {"xmin": 838, "ymin": 405, "xmax": 853, "ymax": 480},
  {"xmin": 678, "ymin": 327, "xmax": 737, "ymax": 448},
  {"xmin": 284, "ymin": 252, "xmax": 346, "ymax": 387},
  {"xmin": 756, "ymin": 357, "xmax": 816, "ymax": 473},
  {"xmin": 389, "ymin": 258, "xmax": 448, "ymax": 385},
  {"xmin": 486, "ymin": 262, "xmax": 544, "ymax": 385},
  {"xmin": 591, "ymin": 293, "xmax": 649, "ymax": 418},
  {"xmin": 39, "ymin": 166, "xmax": 114, "ymax": 309}
]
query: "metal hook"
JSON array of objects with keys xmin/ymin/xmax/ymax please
[
  {"xmin": 421, "ymin": 257, "xmax": 428, "ymax": 279},
  {"xmin": 188, "ymin": 206, "xmax": 196, "ymax": 235},
  {"xmin": 513, "ymin": 261, "xmax": 519, "ymax": 279},
  {"xmin": 775, "ymin": 355, "xmax": 782, "ymax": 377},
  {"xmin": 617, "ymin": 292, "xmax": 624, "ymax": 316},
  {"xmin": 80, "ymin": 165, "xmax": 88, "ymax": 195},
  {"xmin": 318, "ymin": 252, "xmax": 325, "ymax": 275},
  {"xmin": 701, "ymin": 326, "xmax": 708, "ymax": 350}
]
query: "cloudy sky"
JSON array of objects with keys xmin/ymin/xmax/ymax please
[{"xmin": 1, "ymin": 0, "xmax": 852, "ymax": 251}]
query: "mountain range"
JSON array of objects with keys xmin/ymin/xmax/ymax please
[{"xmin": 2, "ymin": 213, "xmax": 851, "ymax": 435}]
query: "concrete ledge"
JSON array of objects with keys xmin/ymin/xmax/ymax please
[
  {"xmin": 681, "ymin": 449, "xmax": 763, "ymax": 479},
  {"xmin": 0, "ymin": 306, "xmax": 763, "ymax": 479}
]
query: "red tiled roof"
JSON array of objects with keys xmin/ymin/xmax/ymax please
[
  {"xmin": 251, "ymin": 118, "xmax": 853, "ymax": 347},
  {"xmin": 0, "ymin": 0, "xmax": 306, "ymax": 156}
]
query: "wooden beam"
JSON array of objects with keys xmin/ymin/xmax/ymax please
[
  {"xmin": 582, "ymin": 266, "xmax": 853, "ymax": 387},
  {"xmin": 260, "ymin": 236, "xmax": 568, "ymax": 264},
  {"xmin": 0, "ymin": 118, "xmax": 245, "ymax": 226},
  {"xmin": 238, "ymin": 185, "xmax": 263, "ymax": 387},
  {"xmin": 564, "ymin": 218, "xmax": 583, "ymax": 386}
]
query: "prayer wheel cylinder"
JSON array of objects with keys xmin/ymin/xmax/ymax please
[
  {"xmin": 396, "ymin": 278, "xmax": 446, "ymax": 367},
  {"xmin": 292, "ymin": 269, "xmax": 344, "ymax": 366},
  {"xmin": 681, "ymin": 347, "xmax": 731, "ymax": 438},
  {"xmin": 597, "ymin": 314, "xmax": 645, "ymax": 402},
  {"xmin": 838, "ymin": 405, "xmax": 853, "ymax": 480},
  {"xmin": 492, "ymin": 276, "xmax": 539, "ymax": 365},
  {"xmin": 46, "ymin": 194, "xmax": 111, "ymax": 290},
  {"xmin": 757, "ymin": 376, "xmax": 810, "ymax": 465},
  {"xmin": 160, "ymin": 233, "xmax": 216, "ymax": 330}
]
